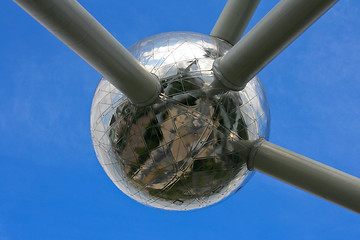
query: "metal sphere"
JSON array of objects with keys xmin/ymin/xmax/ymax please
[{"xmin": 90, "ymin": 32, "xmax": 270, "ymax": 210}]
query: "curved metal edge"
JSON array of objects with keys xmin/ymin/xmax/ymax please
[
  {"xmin": 212, "ymin": 58, "xmax": 245, "ymax": 91},
  {"xmin": 132, "ymin": 74, "xmax": 162, "ymax": 107}
]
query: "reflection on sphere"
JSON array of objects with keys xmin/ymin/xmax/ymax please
[{"xmin": 90, "ymin": 32, "xmax": 270, "ymax": 210}]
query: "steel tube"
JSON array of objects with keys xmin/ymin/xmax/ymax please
[
  {"xmin": 214, "ymin": 0, "xmax": 338, "ymax": 90},
  {"xmin": 249, "ymin": 140, "xmax": 360, "ymax": 214},
  {"xmin": 13, "ymin": 0, "xmax": 161, "ymax": 106},
  {"xmin": 210, "ymin": 0, "xmax": 261, "ymax": 45}
]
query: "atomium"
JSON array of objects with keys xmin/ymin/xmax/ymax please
[
  {"xmin": 90, "ymin": 32, "xmax": 270, "ymax": 210},
  {"xmin": 15, "ymin": 0, "xmax": 360, "ymax": 214}
]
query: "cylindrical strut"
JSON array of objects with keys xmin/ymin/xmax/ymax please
[
  {"xmin": 13, "ymin": 0, "xmax": 161, "ymax": 106},
  {"xmin": 210, "ymin": 0, "xmax": 261, "ymax": 45},
  {"xmin": 248, "ymin": 139, "xmax": 360, "ymax": 214},
  {"xmin": 213, "ymin": 0, "xmax": 338, "ymax": 90}
]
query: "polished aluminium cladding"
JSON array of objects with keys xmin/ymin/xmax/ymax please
[{"xmin": 90, "ymin": 32, "xmax": 270, "ymax": 210}]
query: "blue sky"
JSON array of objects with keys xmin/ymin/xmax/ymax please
[{"xmin": 1, "ymin": 0, "xmax": 360, "ymax": 239}]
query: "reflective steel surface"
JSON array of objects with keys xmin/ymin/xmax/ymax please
[{"xmin": 90, "ymin": 32, "xmax": 270, "ymax": 210}]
